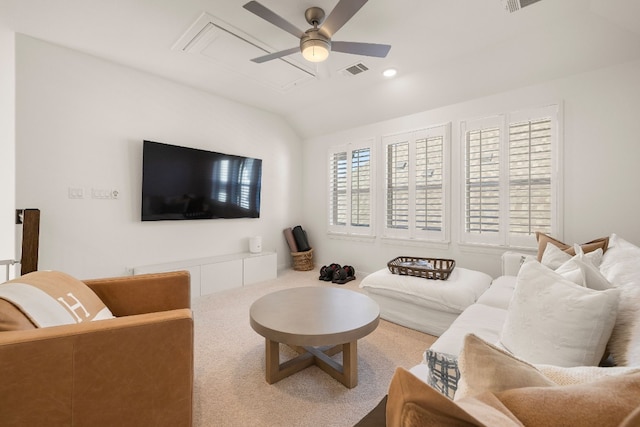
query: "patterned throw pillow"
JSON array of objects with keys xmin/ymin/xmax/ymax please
[
  {"xmin": 0, "ymin": 270, "xmax": 114, "ymax": 331},
  {"xmin": 425, "ymin": 349, "xmax": 460, "ymax": 399}
]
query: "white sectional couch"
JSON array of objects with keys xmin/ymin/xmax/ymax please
[
  {"xmin": 408, "ymin": 253, "xmax": 522, "ymax": 397},
  {"xmin": 406, "ymin": 233, "xmax": 640, "ymax": 399}
]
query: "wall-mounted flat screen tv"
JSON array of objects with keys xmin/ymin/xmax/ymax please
[{"xmin": 141, "ymin": 140, "xmax": 262, "ymax": 221}]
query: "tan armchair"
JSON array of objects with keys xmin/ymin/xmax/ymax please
[{"xmin": 0, "ymin": 271, "xmax": 193, "ymax": 427}]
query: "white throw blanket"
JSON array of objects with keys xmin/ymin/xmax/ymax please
[{"xmin": 0, "ymin": 282, "xmax": 113, "ymax": 327}]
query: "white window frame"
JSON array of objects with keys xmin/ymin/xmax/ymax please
[
  {"xmin": 460, "ymin": 105, "xmax": 561, "ymax": 249},
  {"xmin": 381, "ymin": 124, "xmax": 450, "ymax": 242},
  {"xmin": 327, "ymin": 139, "xmax": 375, "ymax": 237}
]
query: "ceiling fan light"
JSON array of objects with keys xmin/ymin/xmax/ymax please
[
  {"xmin": 301, "ymin": 39, "xmax": 330, "ymax": 63},
  {"xmin": 383, "ymin": 68, "xmax": 397, "ymax": 78}
]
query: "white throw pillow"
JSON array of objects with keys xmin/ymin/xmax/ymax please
[
  {"xmin": 599, "ymin": 234, "xmax": 640, "ymax": 366},
  {"xmin": 555, "ymin": 251, "xmax": 612, "ymax": 291},
  {"xmin": 554, "ymin": 257, "xmax": 585, "ymax": 285},
  {"xmin": 541, "ymin": 243, "xmax": 603, "ymax": 271},
  {"xmin": 540, "ymin": 243, "xmax": 572, "ymax": 269},
  {"xmin": 576, "ymin": 244, "xmax": 604, "ymax": 267},
  {"xmin": 500, "ymin": 260, "xmax": 619, "ymax": 367},
  {"xmin": 600, "ymin": 233, "xmax": 640, "ymax": 288}
]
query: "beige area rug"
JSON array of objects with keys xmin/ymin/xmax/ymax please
[{"xmin": 191, "ymin": 269, "xmax": 436, "ymax": 427}]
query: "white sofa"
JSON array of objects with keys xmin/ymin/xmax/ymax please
[
  {"xmin": 406, "ymin": 233, "xmax": 640, "ymax": 399},
  {"xmin": 407, "ymin": 252, "xmax": 523, "ymax": 397}
]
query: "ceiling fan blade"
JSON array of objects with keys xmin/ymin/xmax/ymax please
[
  {"xmin": 243, "ymin": 1, "xmax": 305, "ymax": 39},
  {"xmin": 331, "ymin": 41, "xmax": 391, "ymax": 58},
  {"xmin": 250, "ymin": 47, "xmax": 300, "ymax": 63},
  {"xmin": 320, "ymin": 0, "xmax": 368, "ymax": 38}
]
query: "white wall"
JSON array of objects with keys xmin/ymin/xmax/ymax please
[
  {"xmin": 15, "ymin": 35, "xmax": 303, "ymax": 279},
  {"xmin": 0, "ymin": 27, "xmax": 15, "ymax": 267},
  {"xmin": 303, "ymin": 59, "xmax": 640, "ymax": 278}
]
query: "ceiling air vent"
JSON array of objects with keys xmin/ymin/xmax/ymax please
[
  {"xmin": 342, "ymin": 63, "xmax": 369, "ymax": 77},
  {"xmin": 502, "ymin": 0, "xmax": 543, "ymax": 13}
]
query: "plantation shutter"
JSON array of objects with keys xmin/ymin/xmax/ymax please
[
  {"xmin": 351, "ymin": 148, "xmax": 371, "ymax": 227},
  {"xmin": 466, "ymin": 129, "xmax": 500, "ymax": 233},
  {"xmin": 386, "ymin": 140, "xmax": 409, "ymax": 230},
  {"xmin": 462, "ymin": 106, "xmax": 559, "ymax": 248},
  {"xmin": 328, "ymin": 141, "xmax": 374, "ymax": 236},
  {"xmin": 509, "ymin": 118, "xmax": 552, "ymax": 236},
  {"xmin": 328, "ymin": 151, "xmax": 347, "ymax": 227},
  {"xmin": 462, "ymin": 117, "xmax": 504, "ymax": 245},
  {"xmin": 508, "ymin": 105, "xmax": 558, "ymax": 248},
  {"xmin": 416, "ymin": 135, "xmax": 444, "ymax": 233},
  {"xmin": 383, "ymin": 125, "xmax": 449, "ymax": 241}
]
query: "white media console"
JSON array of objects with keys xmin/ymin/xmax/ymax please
[{"xmin": 132, "ymin": 251, "xmax": 277, "ymax": 298}]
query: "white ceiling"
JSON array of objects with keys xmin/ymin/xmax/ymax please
[{"xmin": 1, "ymin": 0, "xmax": 639, "ymax": 139}]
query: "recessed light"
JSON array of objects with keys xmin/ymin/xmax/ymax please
[{"xmin": 382, "ymin": 68, "xmax": 397, "ymax": 78}]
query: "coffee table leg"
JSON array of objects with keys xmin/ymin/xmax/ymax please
[
  {"xmin": 264, "ymin": 339, "xmax": 359, "ymax": 388},
  {"xmin": 265, "ymin": 338, "xmax": 280, "ymax": 384},
  {"xmin": 265, "ymin": 338, "xmax": 314, "ymax": 384},
  {"xmin": 308, "ymin": 341, "xmax": 358, "ymax": 388},
  {"xmin": 343, "ymin": 340, "xmax": 358, "ymax": 388}
]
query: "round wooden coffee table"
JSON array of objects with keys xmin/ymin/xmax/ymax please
[{"xmin": 250, "ymin": 286, "xmax": 380, "ymax": 388}]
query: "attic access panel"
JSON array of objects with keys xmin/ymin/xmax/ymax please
[{"xmin": 174, "ymin": 12, "xmax": 316, "ymax": 93}]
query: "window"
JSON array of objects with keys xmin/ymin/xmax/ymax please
[
  {"xmin": 461, "ymin": 105, "xmax": 560, "ymax": 248},
  {"xmin": 328, "ymin": 140, "xmax": 374, "ymax": 236},
  {"xmin": 382, "ymin": 124, "xmax": 449, "ymax": 241}
]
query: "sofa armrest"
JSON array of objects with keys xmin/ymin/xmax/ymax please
[
  {"xmin": 0, "ymin": 309, "xmax": 193, "ymax": 426},
  {"xmin": 83, "ymin": 270, "xmax": 190, "ymax": 316},
  {"xmin": 501, "ymin": 251, "xmax": 535, "ymax": 277}
]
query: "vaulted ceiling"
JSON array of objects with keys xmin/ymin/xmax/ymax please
[{"xmin": 1, "ymin": 0, "xmax": 639, "ymax": 138}]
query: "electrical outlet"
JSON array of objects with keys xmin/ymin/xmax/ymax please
[
  {"xmin": 91, "ymin": 188, "xmax": 112, "ymax": 199},
  {"xmin": 111, "ymin": 190, "xmax": 120, "ymax": 199},
  {"xmin": 68, "ymin": 187, "xmax": 84, "ymax": 199}
]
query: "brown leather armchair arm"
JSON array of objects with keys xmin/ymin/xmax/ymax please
[
  {"xmin": 83, "ymin": 270, "xmax": 191, "ymax": 316},
  {"xmin": 0, "ymin": 271, "xmax": 193, "ymax": 427}
]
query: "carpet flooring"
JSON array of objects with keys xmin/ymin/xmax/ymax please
[{"xmin": 191, "ymin": 268, "xmax": 436, "ymax": 427}]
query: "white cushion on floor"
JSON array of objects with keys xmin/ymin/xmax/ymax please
[{"xmin": 360, "ymin": 267, "xmax": 492, "ymax": 314}]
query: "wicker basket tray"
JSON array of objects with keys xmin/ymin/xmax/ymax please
[
  {"xmin": 291, "ymin": 248, "xmax": 314, "ymax": 271},
  {"xmin": 387, "ymin": 256, "xmax": 455, "ymax": 280}
]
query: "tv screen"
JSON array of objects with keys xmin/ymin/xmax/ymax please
[{"xmin": 141, "ymin": 140, "xmax": 262, "ymax": 221}]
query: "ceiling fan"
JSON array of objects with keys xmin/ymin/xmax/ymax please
[{"xmin": 242, "ymin": 0, "xmax": 391, "ymax": 64}]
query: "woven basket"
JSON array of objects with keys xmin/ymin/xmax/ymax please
[
  {"xmin": 387, "ymin": 256, "xmax": 455, "ymax": 280},
  {"xmin": 291, "ymin": 248, "xmax": 314, "ymax": 271}
]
